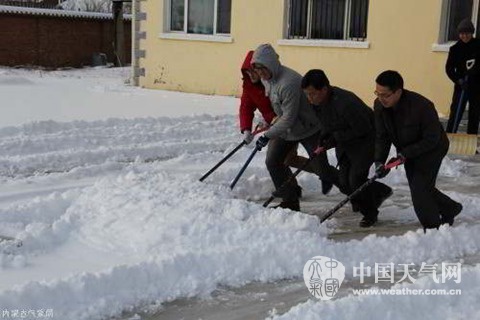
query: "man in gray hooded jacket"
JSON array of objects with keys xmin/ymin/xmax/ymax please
[{"xmin": 251, "ymin": 44, "xmax": 338, "ymax": 211}]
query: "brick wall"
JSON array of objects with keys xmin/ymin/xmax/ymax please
[{"xmin": 0, "ymin": 12, "xmax": 131, "ymax": 68}]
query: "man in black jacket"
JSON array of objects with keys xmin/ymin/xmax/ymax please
[
  {"xmin": 302, "ymin": 69, "xmax": 392, "ymax": 228},
  {"xmin": 445, "ymin": 19, "xmax": 480, "ymax": 134},
  {"xmin": 374, "ymin": 70, "xmax": 462, "ymax": 230}
]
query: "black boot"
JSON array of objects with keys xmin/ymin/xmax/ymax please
[
  {"xmin": 272, "ymin": 186, "xmax": 302, "ymax": 199},
  {"xmin": 273, "ymin": 200, "xmax": 300, "ymax": 212},
  {"xmin": 321, "ymin": 180, "xmax": 333, "ymax": 195},
  {"xmin": 296, "ymin": 186, "xmax": 303, "ymax": 198},
  {"xmin": 423, "ymin": 225, "xmax": 440, "ymax": 233},
  {"xmin": 440, "ymin": 202, "xmax": 463, "ymax": 226},
  {"xmin": 359, "ymin": 216, "xmax": 377, "ymax": 228},
  {"xmin": 351, "ymin": 202, "xmax": 360, "ymax": 212}
]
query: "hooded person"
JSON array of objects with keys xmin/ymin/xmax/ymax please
[
  {"xmin": 445, "ymin": 18, "xmax": 480, "ymax": 134},
  {"xmin": 239, "ymin": 50, "xmax": 276, "ymax": 144},
  {"xmin": 239, "ymin": 50, "xmax": 329, "ymax": 186},
  {"xmin": 251, "ymin": 44, "xmax": 338, "ymax": 211}
]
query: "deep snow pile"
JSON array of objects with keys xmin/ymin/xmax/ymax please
[
  {"xmin": 270, "ymin": 264, "xmax": 479, "ymax": 320},
  {"xmin": 0, "ymin": 67, "xmax": 477, "ymax": 320}
]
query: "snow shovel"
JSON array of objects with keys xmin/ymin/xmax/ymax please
[
  {"xmin": 446, "ymin": 132, "xmax": 478, "ymax": 155},
  {"xmin": 199, "ymin": 141, "xmax": 246, "ymax": 182},
  {"xmin": 262, "ymin": 145, "xmax": 328, "ymax": 207},
  {"xmin": 229, "ymin": 146, "xmax": 260, "ymax": 190},
  {"xmin": 452, "ymin": 59, "xmax": 476, "ymax": 133},
  {"xmin": 447, "ymin": 59, "xmax": 478, "ymax": 155},
  {"xmin": 199, "ymin": 126, "xmax": 268, "ymax": 182},
  {"xmin": 319, "ymin": 157, "xmax": 405, "ymax": 223}
]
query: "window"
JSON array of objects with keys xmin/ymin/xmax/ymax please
[
  {"xmin": 441, "ymin": 0, "xmax": 479, "ymax": 42},
  {"xmin": 169, "ymin": 0, "xmax": 231, "ymax": 35},
  {"xmin": 287, "ymin": 0, "xmax": 369, "ymax": 41}
]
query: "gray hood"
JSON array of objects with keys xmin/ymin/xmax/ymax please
[
  {"xmin": 252, "ymin": 44, "xmax": 282, "ymax": 80},
  {"xmin": 250, "ymin": 44, "xmax": 322, "ymax": 141}
]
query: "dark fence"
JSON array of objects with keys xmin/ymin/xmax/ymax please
[
  {"xmin": 0, "ymin": 8, "xmax": 131, "ymax": 68},
  {"xmin": 0, "ymin": 1, "xmax": 59, "ymax": 9}
]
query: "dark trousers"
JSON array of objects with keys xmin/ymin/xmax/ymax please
[
  {"xmin": 265, "ymin": 130, "xmax": 339, "ymax": 201},
  {"xmin": 404, "ymin": 138, "xmax": 460, "ymax": 228},
  {"xmin": 336, "ymin": 139, "xmax": 391, "ymax": 219},
  {"xmin": 446, "ymin": 84, "xmax": 480, "ymax": 134}
]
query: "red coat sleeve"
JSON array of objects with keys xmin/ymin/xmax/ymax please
[
  {"xmin": 239, "ymin": 81, "xmax": 276, "ymax": 132},
  {"xmin": 239, "ymin": 82, "xmax": 256, "ymax": 133}
]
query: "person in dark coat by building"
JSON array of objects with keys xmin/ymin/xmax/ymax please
[
  {"xmin": 374, "ymin": 70, "xmax": 462, "ymax": 230},
  {"xmin": 445, "ymin": 19, "xmax": 480, "ymax": 134},
  {"xmin": 251, "ymin": 44, "xmax": 336, "ymax": 211},
  {"xmin": 301, "ymin": 69, "xmax": 392, "ymax": 227}
]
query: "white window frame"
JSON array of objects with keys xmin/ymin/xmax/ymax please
[
  {"xmin": 161, "ymin": 0, "xmax": 233, "ymax": 43},
  {"xmin": 280, "ymin": 0, "xmax": 370, "ymax": 49},
  {"xmin": 434, "ymin": 0, "xmax": 479, "ymax": 51}
]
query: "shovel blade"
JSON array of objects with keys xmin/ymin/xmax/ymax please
[{"xmin": 447, "ymin": 133, "xmax": 478, "ymax": 155}]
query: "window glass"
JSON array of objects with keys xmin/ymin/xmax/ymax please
[
  {"xmin": 447, "ymin": 0, "xmax": 473, "ymax": 41},
  {"xmin": 311, "ymin": 0, "xmax": 346, "ymax": 40},
  {"xmin": 187, "ymin": 0, "xmax": 215, "ymax": 34},
  {"xmin": 288, "ymin": 0, "xmax": 369, "ymax": 40},
  {"xmin": 217, "ymin": 0, "xmax": 231, "ymax": 33},
  {"xmin": 289, "ymin": 0, "xmax": 309, "ymax": 38},
  {"xmin": 477, "ymin": 3, "xmax": 480, "ymax": 35},
  {"xmin": 349, "ymin": 0, "xmax": 369, "ymax": 39},
  {"xmin": 170, "ymin": 0, "xmax": 184, "ymax": 31}
]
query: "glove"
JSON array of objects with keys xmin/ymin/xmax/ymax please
[
  {"xmin": 395, "ymin": 153, "xmax": 406, "ymax": 163},
  {"xmin": 242, "ymin": 130, "xmax": 254, "ymax": 144},
  {"xmin": 320, "ymin": 135, "xmax": 336, "ymax": 149},
  {"xmin": 256, "ymin": 135, "xmax": 270, "ymax": 150},
  {"xmin": 255, "ymin": 120, "xmax": 269, "ymax": 130},
  {"xmin": 374, "ymin": 161, "xmax": 390, "ymax": 179}
]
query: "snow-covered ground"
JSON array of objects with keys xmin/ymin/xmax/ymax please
[{"xmin": 0, "ymin": 67, "xmax": 477, "ymax": 320}]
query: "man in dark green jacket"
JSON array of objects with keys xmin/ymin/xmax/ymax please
[
  {"xmin": 374, "ymin": 70, "xmax": 462, "ymax": 230},
  {"xmin": 301, "ymin": 69, "xmax": 392, "ymax": 227}
]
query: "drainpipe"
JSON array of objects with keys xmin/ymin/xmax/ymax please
[
  {"xmin": 132, "ymin": 0, "xmax": 146, "ymax": 87},
  {"xmin": 112, "ymin": 0, "xmax": 126, "ymax": 67}
]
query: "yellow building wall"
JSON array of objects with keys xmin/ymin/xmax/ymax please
[{"xmin": 139, "ymin": 0, "xmax": 454, "ymax": 115}]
